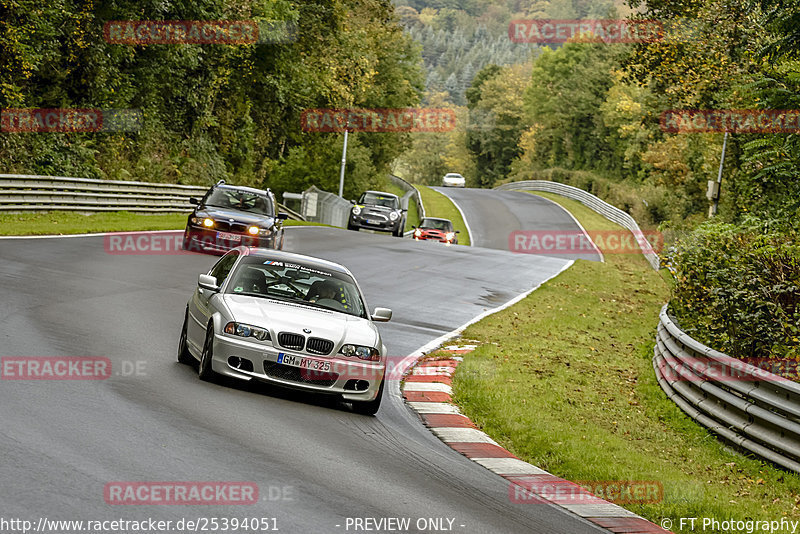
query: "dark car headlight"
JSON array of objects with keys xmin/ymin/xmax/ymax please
[
  {"xmin": 247, "ymin": 225, "xmax": 273, "ymax": 237},
  {"xmin": 339, "ymin": 344, "xmax": 380, "ymax": 361},
  {"xmin": 224, "ymin": 322, "xmax": 271, "ymax": 341},
  {"xmin": 191, "ymin": 216, "xmax": 215, "ymax": 228}
]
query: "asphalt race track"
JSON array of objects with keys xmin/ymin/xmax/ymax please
[
  {"xmin": 432, "ymin": 187, "xmax": 603, "ymax": 262},
  {"xmin": 0, "ymin": 190, "xmax": 608, "ymax": 533}
]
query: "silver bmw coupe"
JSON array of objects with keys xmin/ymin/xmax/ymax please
[{"xmin": 178, "ymin": 247, "xmax": 392, "ymax": 415}]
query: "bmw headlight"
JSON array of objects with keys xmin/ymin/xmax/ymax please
[
  {"xmin": 224, "ymin": 322, "xmax": 271, "ymax": 341},
  {"xmin": 191, "ymin": 217, "xmax": 214, "ymax": 228},
  {"xmin": 339, "ymin": 344, "xmax": 380, "ymax": 361},
  {"xmin": 352, "ymin": 206, "xmax": 362, "ymax": 216},
  {"xmin": 389, "ymin": 211, "xmax": 399, "ymax": 221}
]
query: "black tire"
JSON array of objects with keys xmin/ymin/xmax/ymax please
[
  {"xmin": 182, "ymin": 230, "xmax": 191, "ymax": 251},
  {"xmin": 393, "ymin": 221, "xmax": 404, "ymax": 237},
  {"xmin": 347, "ymin": 222, "xmax": 359, "ymax": 231},
  {"xmin": 351, "ymin": 379, "xmax": 384, "ymax": 416},
  {"xmin": 275, "ymin": 230, "xmax": 285, "ymax": 251},
  {"xmin": 198, "ymin": 323, "xmax": 219, "ymax": 382},
  {"xmin": 177, "ymin": 309, "xmax": 195, "ymax": 364}
]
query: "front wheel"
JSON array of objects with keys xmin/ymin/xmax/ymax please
[
  {"xmin": 177, "ymin": 309, "xmax": 194, "ymax": 364},
  {"xmin": 198, "ymin": 323, "xmax": 219, "ymax": 382},
  {"xmin": 347, "ymin": 222, "xmax": 359, "ymax": 231},
  {"xmin": 351, "ymin": 380, "xmax": 384, "ymax": 416}
]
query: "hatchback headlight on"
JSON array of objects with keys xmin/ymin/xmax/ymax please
[
  {"xmin": 224, "ymin": 322, "xmax": 271, "ymax": 341},
  {"xmin": 389, "ymin": 211, "xmax": 399, "ymax": 221},
  {"xmin": 445, "ymin": 232, "xmax": 455, "ymax": 241},
  {"xmin": 339, "ymin": 344, "xmax": 380, "ymax": 361},
  {"xmin": 352, "ymin": 206, "xmax": 362, "ymax": 216},
  {"xmin": 414, "ymin": 229, "xmax": 422, "ymax": 237}
]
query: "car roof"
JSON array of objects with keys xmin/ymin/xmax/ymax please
[
  {"xmin": 362, "ymin": 190, "xmax": 399, "ymax": 199},
  {"xmin": 215, "ymin": 184, "xmax": 272, "ymax": 197},
  {"xmin": 237, "ymin": 247, "xmax": 352, "ymax": 276},
  {"xmin": 444, "ymin": 173, "xmax": 463, "ymax": 176}
]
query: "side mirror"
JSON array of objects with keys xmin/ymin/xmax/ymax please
[
  {"xmin": 401, "ymin": 208, "xmax": 408, "ymax": 213},
  {"xmin": 370, "ymin": 307, "xmax": 392, "ymax": 322},
  {"xmin": 349, "ymin": 199, "xmax": 356, "ymax": 204},
  {"xmin": 198, "ymin": 274, "xmax": 219, "ymax": 292},
  {"xmin": 276, "ymin": 213, "xmax": 289, "ymax": 220},
  {"xmin": 455, "ymin": 230, "xmax": 460, "ymax": 233},
  {"xmin": 189, "ymin": 197, "xmax": 199, "ymax": 205}
]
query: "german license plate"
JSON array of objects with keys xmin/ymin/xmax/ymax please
[
  {"xmin": 365, "ymin": 219, "xmax": 381, "ymax": 225},
  {"xmin": 277, "ymin": 353, "xmax": 331, "ymax": 372},
  {"xmin": 216, "ymin": 231, "xmax": 241, "ymax": 242}
]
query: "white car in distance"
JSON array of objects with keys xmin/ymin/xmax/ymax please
[{"xmin": 442, "ymin": 173, "xmax": 466, "ymax": 187}]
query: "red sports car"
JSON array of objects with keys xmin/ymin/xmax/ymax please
[{"xmin": 412, "ymin": 217, "xmax": 459, "ymax": 245}]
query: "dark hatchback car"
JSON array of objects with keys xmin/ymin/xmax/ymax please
[
  {"xmin": 412, "ymin": 217, "xmax": 459, "ymax": 245},
  {"xmin": 182, "ymin": 181, "xmax": 288, "ymax": 254},
  {"xmin": 347, "ymin": 191, "xmax": 406, "ymax": 237}
]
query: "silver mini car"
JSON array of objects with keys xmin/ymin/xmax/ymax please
[{"xmin": 178, "ymin": 247, "xmax": 392, "ymax": 415}]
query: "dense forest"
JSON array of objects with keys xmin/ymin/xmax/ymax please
[{"xmin": 0, "ymin": 0, "xmax": 423, "ymax": 199}]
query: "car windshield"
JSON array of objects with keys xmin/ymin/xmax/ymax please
[
  {"xmin": 420, "ymin": 218, "xmax": 452, "ymax": 231},
  {"xmin": 225, "ymin": 257, "xmax": 367, "ymax": 318},
  {"xmin": 204, "ymin": 188, "xmax": 273, "ymax": 216},
  {"xmin": 360, "ymin": 192, "xmax": 398, "ymax": 209}
]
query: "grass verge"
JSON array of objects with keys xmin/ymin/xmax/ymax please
[
  {"xmin": 451, "ymin": 192, "xmax": 800, "ymax": 531},
  {"xmin": 0, "ymin": 211, "xmax": 317, "ymax": 236},
  {"xmin": 416, "ymin": 186, "xmax": 471, "ymax": 246}
]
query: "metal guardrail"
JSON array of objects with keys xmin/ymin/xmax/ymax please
[
  {"xmin": 653, "ymin": 304, "xmax": 800, "ymax": 472},
  {"xmin": 298, "ymin": 177, "xmax": 425, "ymax": 230},
  {"xmin": 0, "ymin": 174, "xmax": 304, "ymax": 220},
  {"xmin": 300, "ymin": 185, "xmax": 351, "ymax": 227},
  {"xmin": 494, "ymin": 180, "xmax": 659, "ymax": 270},
  {"xmin": 389, "ymin": 174, "xmax": 425, "ymax": 219}
]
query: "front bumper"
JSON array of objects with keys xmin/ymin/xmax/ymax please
[
  {"xmin": 184, "ymin": 227, "xmax": 275, "ymax": 254},
  {"xmin": 414, "ymin": 233, "xmax": 456, "ymax": 244},
  {"xmin": 349, "ymin": 214, "xmax": 401, "ymax": 232},
  {"xmin": 210, "ymin": 332, "xmax": 385, "ymax": 402}
]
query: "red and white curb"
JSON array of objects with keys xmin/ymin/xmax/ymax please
[{"xmin": 402, "ymin": 343, "xmax": 672, "ymax": 534}]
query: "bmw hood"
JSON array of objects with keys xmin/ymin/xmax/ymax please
[
  {"xmin": 200, "ymin": 207, "xmax": 273, "ymax": 226},
  {"xmin": 222, "ymin": 295, "xmax": 379, "ymax": 349}
]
